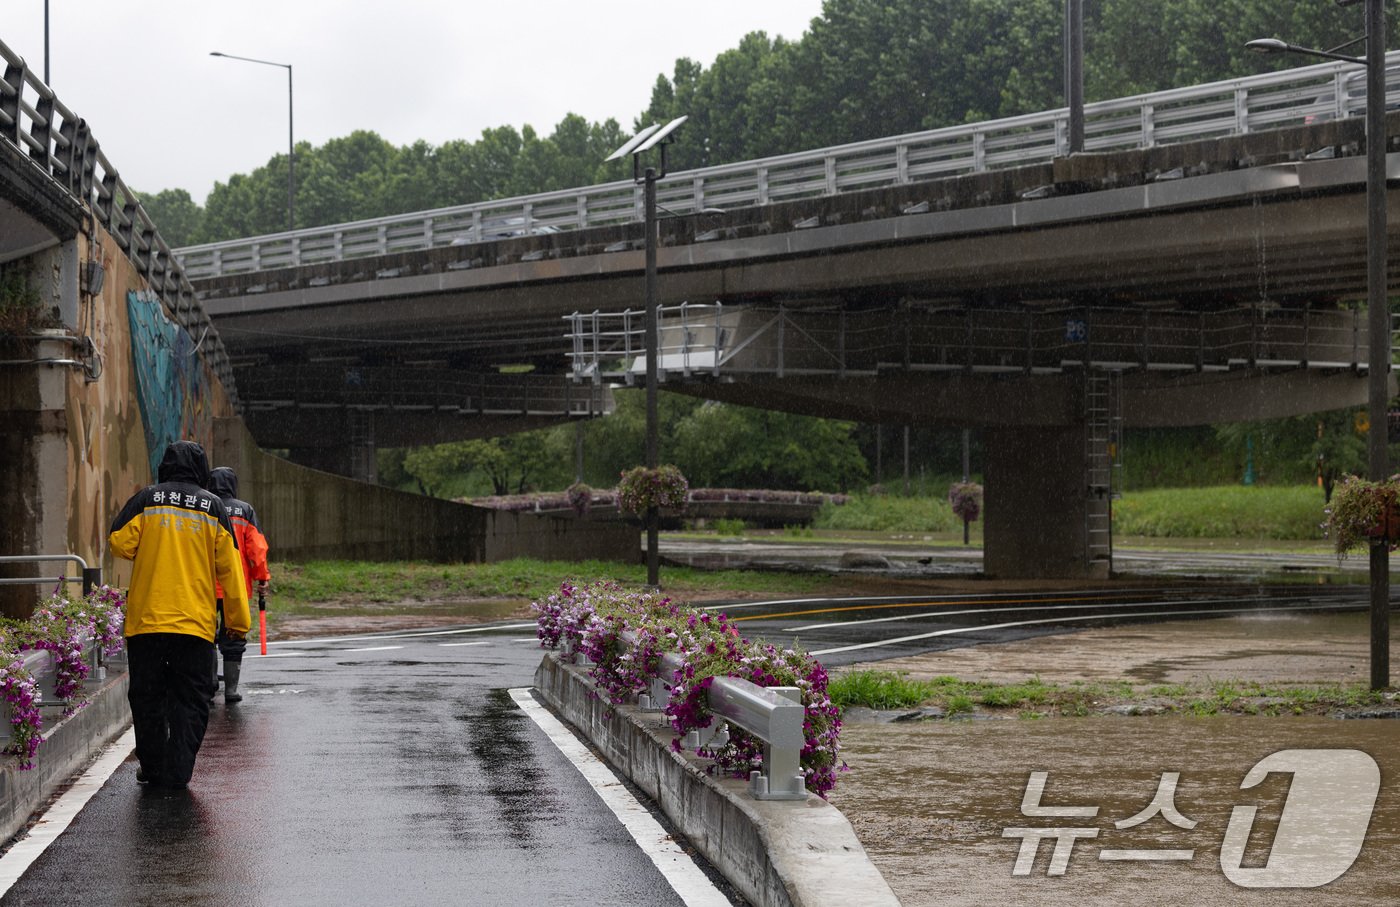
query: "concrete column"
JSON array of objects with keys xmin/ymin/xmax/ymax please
[
  {"xmin": 983, "ymin": 425, "xmax": 1090, "ymax": 580},
  {"xmin": 0, "ymin": 333, "xmax": 71, "ymax": 617}
]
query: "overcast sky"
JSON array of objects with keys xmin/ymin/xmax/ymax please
[{"xmin": 5, "ymin": 1, "xmax": 824, "ymax": 203}]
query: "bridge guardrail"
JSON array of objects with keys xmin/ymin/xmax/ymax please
[
  {"xmin": 175, "ymin": 52, "xmax": 1400, "ymax": 280},
  {"xmin": 566, "ymin": 303, "xmax": 1375, "ymax": 381},
  {"xmin": 612, "ymin": 629, "xmax": 808, "ymax": 801},
  {"xmin": 0, "ymin": 39, "xmax": 239, "ymax": 405}
]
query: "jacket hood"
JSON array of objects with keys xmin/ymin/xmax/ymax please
[
  {"xmin": 208, "ymin": 466, "xmax": 239, "ymax": 498},
  {"xmin": 157, "ymin": 440, "xmax": 211, "ymax": 488}
]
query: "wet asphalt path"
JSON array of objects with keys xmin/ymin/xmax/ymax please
[{"xmin": 0, "ymin": 626, "xmax": 733, "ymax": 907}]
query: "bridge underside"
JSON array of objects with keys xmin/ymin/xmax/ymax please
[
  {"xmin": 196, "ymin": 122, "xmax": 1400, "ymax": 578},
  {"xmin": 235, "ymin": 368, "xmax": 612, "ymax": 481}
]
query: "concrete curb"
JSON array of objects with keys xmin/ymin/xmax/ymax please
[
  {"xmin": 533, "ymin": 653, "xmax": 901, "ymax": 907},
  {"xmin": 0, "ymin": 668, "xmax": 131, "ymax": 845}
]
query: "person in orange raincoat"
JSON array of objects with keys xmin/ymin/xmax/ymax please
[{"xmin": 208, "ymin": 466, "xmax": 270, "ymax": 703}]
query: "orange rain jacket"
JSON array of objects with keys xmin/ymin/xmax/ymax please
[
  {"xmin": 109, "ymin": 441, "xmax": 250, "ymax": 642},
  {"xmin": 207, "ymin": 466, "xmax": 270, "ymax": 600}
]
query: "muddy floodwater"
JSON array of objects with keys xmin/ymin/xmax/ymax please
[
  {"xmin": 830, "ymin": 619, "xmax": 1400, "ymax": 907},
  {"xmin": 832, "ymin": 717, "xmax": 1400, "ymax": 905}
]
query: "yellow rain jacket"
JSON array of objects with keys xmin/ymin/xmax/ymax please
[{"xmin": 109, "ymin": 441, "xmax": 250, "ymax": 642}]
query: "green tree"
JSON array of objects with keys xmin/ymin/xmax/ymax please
[
  {"xmin": 671, "ymin": 402, "xmax": 868, "ymax": 491},
  {"xmin": 136, "ymin": 188, "xmax": 204, "ymax": 248}
]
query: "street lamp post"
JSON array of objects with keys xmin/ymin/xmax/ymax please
[
  {"xmin": 1065, "ymin": 0, "xmax": 1084, "ymax": 153},
  {"xmin": 606, "ymin": 116, "xmax": 688, "ymax": 588},
  {"xmin": 210, "ymin": 51, "xmax": 294, "ymax": 233},
  {"xmin": 1248, "ymin": 0, "xmax": 1390, "ymax": 690}
]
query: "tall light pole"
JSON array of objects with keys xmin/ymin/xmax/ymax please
[
  {"xmin": 210, "ymin": 51, "xmax": 294, "ymax": 233},
  {"xmin": 1065, "ymin": 0, "xmax": 1084, "ymax": 153},
  {"xmin": 606, "ymin": 116, "xmax": 688, "ymax": 588},
  {"xmin": 1248, "ymin": 0, "xmax": 1390, "ymax": 690}
]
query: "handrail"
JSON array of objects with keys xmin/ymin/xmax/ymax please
[
  {"xmin": 620, "ymin": 629, "xmax": 807, "ymax": 800},
  {"xmin": 566, "ymin": 302, "xmax": 1376, "ymax": 380},
  {"xmin": 174, "ymin": 51, "xmax": 1400, "ymax": 280},
  {"xmin": 0, "ymin": 554, "xmax": 102, "ymax": 595},
  {"xmin": 0, "ymin": 38, "xmax": 239, "ymax": 406}
]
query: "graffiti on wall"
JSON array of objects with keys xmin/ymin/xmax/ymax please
[{"xmin": 126, "ymin": 290, "xmax": 213, "ymax": 476}]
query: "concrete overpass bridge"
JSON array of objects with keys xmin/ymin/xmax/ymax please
[{"xmin": 179, "ymin": 55, "xmax": 1400, "ymax": 578}]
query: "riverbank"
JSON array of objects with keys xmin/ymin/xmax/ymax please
[{"xmin": 828, "ymin": 611, "xmax": 1400, "ymax": 906}]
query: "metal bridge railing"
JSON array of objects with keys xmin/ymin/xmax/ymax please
[
  {"xmin": 0, "ymin": 39, "xmax": 239, "ymax": 406},
  {"xmin": 566, "ymin": 304, "xmax": 1376, "ymax": 382},
  {"xmin": 175, "ymin": 51, "xmax": 1400, "ymax": 280}
]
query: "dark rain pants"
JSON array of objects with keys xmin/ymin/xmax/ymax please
[
  {"xmin": 127, "ymin": 632, "xmax": 216, "ymax": 785},
  {"xmin": 215, "ymin": 598, "xmax": 249, "ymax": 663}
]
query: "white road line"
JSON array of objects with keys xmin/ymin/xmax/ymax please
[
  {"xmin": 705, "ymin": 588, "xmax": 1173, "ymax": 613},
  {"xmin": 784, "ymin": 596, "xmax": 1273, "ymax": 632},
  {"xmin": 509, "ymin": 688, "xmax": 731, "ymax": 907},
  {"xmin": 249, "ymin": 651, "xmax": 314, "ymax": 658},
  {"xmin": 811, "ymin": 602, "xmax": 1353, "ymax": 656},
  {"xmin": 0, "ymin": 728, "xmax": 135, "ymax": 895},
  {"xmin": 438, "ymin": 641, "xmax": 490, "ymax": 648},
  {"xmin": 342, "ymin": 645, "xmax": 403, "ymax": 653},
  {"xmin": 265, "ymin": 622, "xmax": 537, "ymax": 647},
  {"xmin": 512, "ymin": 638, "xmax": 542, "ymax": 643}
]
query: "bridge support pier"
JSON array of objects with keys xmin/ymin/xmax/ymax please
[
  {"xmin": 0, "ymin": 332, "xmax": 79, "ymax": 616},
  {"xmin": 983, "ymin": 426, "xmax": 1102, "ymax": 580}
]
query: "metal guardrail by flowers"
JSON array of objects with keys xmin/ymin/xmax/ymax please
[
  {"xmin": 175, "ymin": 51, "xmax": 1400, "ymax": 280},
  {"xmin": 0, "ymin": 553, "xmax": 102, "ymax": 595},
  {"xmin": 0, "ymin": 39, "xmax": 239, "ymax": 405},
  {"xmin": 621, "ymin": 629, "xmax": 808, "ymax": 801}
]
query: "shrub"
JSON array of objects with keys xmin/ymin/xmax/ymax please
[
  {"xmin": 532, "ymin": 581, "xmax": 843, "ymax": 797},
  {"xmin": 948, "ymin": 482, "xmax": 983, "ymax": 522},
  {"xmin": 1, "ymin": 585, "xmax": 126, "ymax": 768},
  {"xmin": 565, "ymin": 482, "xmax": 593, "ymax": 516},
  {"xmin": 617, "ymin": 465, "xmax": 689, "ymax": 516},
  {"xmin": 1324, "ymin": 475, "xmax": 1400, "ymax": 558}
]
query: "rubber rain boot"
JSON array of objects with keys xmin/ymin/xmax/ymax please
[{"xmin": 224, "ymin": 662, "xmax": 243, "ymax": 703}]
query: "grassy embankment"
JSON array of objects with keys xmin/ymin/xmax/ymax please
[
  {"xmin": 267, "ymin": 557, "xmax": 836, "ymax": 629},
  {"xmin": 825, "ymin": 670, "xmax": 1391, "ymax": 718}
]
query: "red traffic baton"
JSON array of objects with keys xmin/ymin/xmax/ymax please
[{"xmin": 258, "ymin": 589, "xmax": 268, "ymax": 656}]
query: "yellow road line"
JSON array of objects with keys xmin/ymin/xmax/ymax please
[{"xmin": 728, "ymin": 593, "xmax": 1127, "ymax": 622}]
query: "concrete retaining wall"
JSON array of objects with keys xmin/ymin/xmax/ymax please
[
  {"xmin": 0, "ymin": 667, "xmax": 130, "ymax": 845},
  {"xmin": 533, "ymin": 653, "xmax": 901, "ymax": 907},
  {"xmin": 212, "ymin": 417, "xmax": 638, "ymax": 565}
]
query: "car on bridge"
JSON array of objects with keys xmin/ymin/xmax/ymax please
[
  {"xmin": 449, "ymin": 216, "xmax": 560, "ymax": 245},
  {"xmin": 1305, "ymin": 64, "xmax": 1400, "ymax": 124}
]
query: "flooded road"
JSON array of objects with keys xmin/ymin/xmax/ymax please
[{"xmin": 831, "ymin": 717, "xmax": 1400, "ymax": 906}]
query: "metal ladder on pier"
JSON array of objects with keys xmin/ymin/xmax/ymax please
[
  {"xmin": 348, "ymin": 408, "xmax": 377, "ymax": 484},
  {"xmin": 1084, "ymin": 370, "xmax": 1122, "ymax": 572}
]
